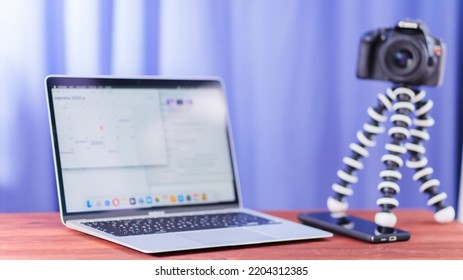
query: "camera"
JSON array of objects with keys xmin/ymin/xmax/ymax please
[{"xmin": 357, "ymin": 20, "xmax": 445, "ymax": 87}]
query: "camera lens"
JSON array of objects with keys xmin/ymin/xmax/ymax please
[
  {"xmin": 385, "ymin": 44, "xmax": 419, "ymax": 75},
  {"xmin": 392, "ymin": 49, "xmax": 414, "ymax": 69},
  {"xmin": 379, "ymin": 38, "xmax": 425, "ymax": 83}
]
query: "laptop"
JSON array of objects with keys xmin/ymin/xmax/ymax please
[{"xmin": 45, "ymin": 76, "xmax": 332, "ymax": 253}]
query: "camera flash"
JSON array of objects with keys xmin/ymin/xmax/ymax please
[{"xmin": 398, "ymin": 21, "xmax": 419, "ymax": 29}]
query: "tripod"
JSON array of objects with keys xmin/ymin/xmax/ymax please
[{"xmin": 328, "ymin": 86, "xmax": 455, "ymax": 233}]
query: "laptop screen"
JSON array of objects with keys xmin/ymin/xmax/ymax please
[{"xmin": 46, "ymin": 77, "xmax": 238, "ymax": 215}]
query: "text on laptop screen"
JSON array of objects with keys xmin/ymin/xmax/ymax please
[{"xmin": 51, "ymin": 86, "xmax": 236, "ymax": 213}]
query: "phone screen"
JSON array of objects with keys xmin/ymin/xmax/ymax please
[{"xmin": 298, "ymin": 212, "xmax": 410, "ymax": 243}]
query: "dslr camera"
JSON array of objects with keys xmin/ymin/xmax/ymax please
[{"xmin": 357, "ymin": 20, "xmax": 445, "ymax": 87}]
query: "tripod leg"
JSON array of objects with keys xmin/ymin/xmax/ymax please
[
  {"xmin": 328, "ymin": 92, "xmax": 392, "ymax": 217},
  {"xmin": 405, "ymin": 91, "xmax": 455, "ymax": 223},
  {"xmin": 375, "ymin": 87, "xmax": 415, "ymax": 232}
]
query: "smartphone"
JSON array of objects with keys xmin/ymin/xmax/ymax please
[{"xmin": 298, "ymin": 212, "xmax": 410, "ymax": 243}]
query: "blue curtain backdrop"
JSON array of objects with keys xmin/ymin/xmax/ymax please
[{"xmin": 0, "ymin": 0, "xmax": 460, "ymax": 212}]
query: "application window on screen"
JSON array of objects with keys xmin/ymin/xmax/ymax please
[{"xmin": 52, "ymin": 87, "xmax": 236, "ymax": 213}]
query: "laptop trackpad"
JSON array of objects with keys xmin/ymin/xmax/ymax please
[{"xmin": 178, "ymin": 228, "xmax": 274, "ymax": 246}]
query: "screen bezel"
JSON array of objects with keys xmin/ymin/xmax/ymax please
[{"xmin": 45, "ymin": 76, "xmax": 241, "ymax": 221}]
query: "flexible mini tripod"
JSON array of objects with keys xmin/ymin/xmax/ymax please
[{"xmin": 328, "ymin": 85, "xmax": 455, "ymax": 233}]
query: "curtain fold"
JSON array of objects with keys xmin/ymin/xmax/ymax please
[
  {"xmin": 159, "ymin": 0, "xmax": 459, "ymax": 210},
  {"xmin": 0, "ymin": 0, "xmax": 460, "ymax": 212},
  {"xmin": 0, "ymin": 0, "xmax": 160, "ymax": 212}
]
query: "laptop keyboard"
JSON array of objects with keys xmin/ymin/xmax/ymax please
[{"xmin": 82, "ymin": 212, "xmax": 278, "ymax": 237}]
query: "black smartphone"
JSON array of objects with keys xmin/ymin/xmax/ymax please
[{"xmin": 298, "ymin": 212, "xmax": 410, "ymax": 243}]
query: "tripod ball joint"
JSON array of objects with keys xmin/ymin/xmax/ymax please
[{"xmin": 327, "ymin": 196, "xmax": 349, "ymax": 213}]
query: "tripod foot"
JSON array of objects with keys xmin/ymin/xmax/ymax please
[
  {"xmin": 434, "ymin": 206, "xmax": 455, "ymax": 224},
  {"xmin": 375, "ymin": 211, "xmax": 397, "ymax": 228}
]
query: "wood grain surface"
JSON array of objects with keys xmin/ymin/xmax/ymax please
[{"xmin": 0, "ymin": 210, "xmax": 461, "ymax": 260}]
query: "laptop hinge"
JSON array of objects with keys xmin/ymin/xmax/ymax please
[{"xmin": 148, "ymin": 211, "xmax": 167, "ymax": 217}]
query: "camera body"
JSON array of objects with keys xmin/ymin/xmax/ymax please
[{"xmin": 357, "ymin": 20, "xmax": 445, "ymax": 87}]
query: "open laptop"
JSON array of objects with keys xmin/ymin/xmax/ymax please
[{"xmin": 45, "ymin": 76, "xmax": 332, "ymax": 253}]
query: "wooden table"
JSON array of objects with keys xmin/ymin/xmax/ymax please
[{"xmin": 1, "ymin": 210, "xmax": 462, "ymax": 259}]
